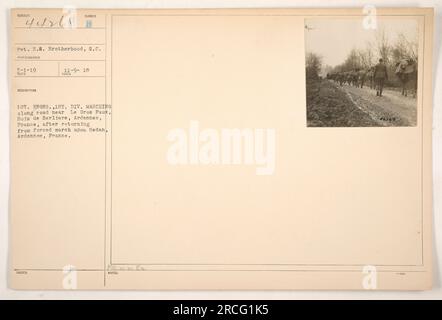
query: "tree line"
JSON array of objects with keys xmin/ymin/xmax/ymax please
[{"xmin": 306, "ymin": 28, "xmax": 418, "ymax": 87}]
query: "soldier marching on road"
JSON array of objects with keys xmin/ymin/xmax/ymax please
[{"xmin": 373, "ymin": 58, "xmax": 388, "ymax": 97}]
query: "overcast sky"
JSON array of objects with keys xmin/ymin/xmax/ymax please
[{"xmin": 305, "ymin": 18, "xmax": 418, "ymax": 67}]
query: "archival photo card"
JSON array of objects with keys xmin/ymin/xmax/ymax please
[{"xmin": 305, "ymin": 17, "xmax": 420, "ymax": 127}]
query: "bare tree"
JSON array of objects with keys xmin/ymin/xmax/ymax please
[
  {"xmin": 375, "ymin": 27, "xmax": 391, "ymax": 64},
  {"xmin": 362, "ymin": 41, "xmax": 375, "ymax": 67},
  {"xmin": 305, "ymin": 52, "xmax": 323, "ymax": 79},
  {"xmin": 392, "ymin": 33, "xmax": 418, "ymax": 61},
  {"xmin": 340, "ymin": 48, "xmax": 362, "ymax": 71}
]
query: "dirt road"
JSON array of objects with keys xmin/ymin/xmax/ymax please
[
  {"xmin": 339, "ymin": 81, "xmax": 417, "ymax": 127},
  {"xmin": 306, "ymin": 79, "xmax": 417, "ymax": 127}
]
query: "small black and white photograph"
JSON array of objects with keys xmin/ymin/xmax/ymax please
[{"xmin": 305, "ymin": 18, "xmax": 419, "ymax": 127}]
